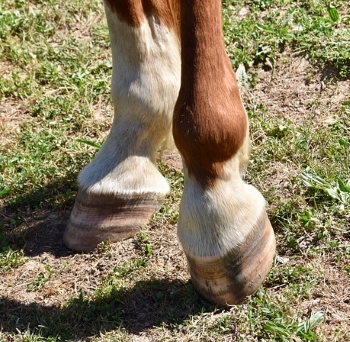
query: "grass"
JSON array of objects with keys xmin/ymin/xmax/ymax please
[
  {"xmin": 223, "ymin": 0, "xmax": 350, "ymax": 77},
  {"xmin": 1, "ymin": 0, "xmax": 349, "ymax": 341},
  {"xmin": 0, "ymin": 233, "xmax": 27, "ymax": 273}
]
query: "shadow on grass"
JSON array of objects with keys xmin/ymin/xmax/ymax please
[
  {"xmin": 320, "ymin": 63, "xmax": 350, "ymax": 81},
  {"xmin": 0, "ymin": 278, "xmax": 215, "ymax": 339},
  {"xmin": 1, "ymin": 175, "xmax": 78, "ymax": 257}
]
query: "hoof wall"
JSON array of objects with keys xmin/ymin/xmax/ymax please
[
  {"xmin": 185, "ymin": 216, "xmax": 276, "ymax": 307},
  {"xmin": 64, "ymin": 189, "xmax": 164, "ymax": 251}
]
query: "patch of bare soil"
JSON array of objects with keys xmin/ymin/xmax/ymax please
[
  {"xmin": 0, "ymin": 61, "xmax": 32, "ymax": 145},
  {"xmin": 160, "ymin": 149, "xmax": 183, "ymax": 172},
  {"xmin": 0, "ymin": 99, "xmax": 31, "ymax": 145},
  {"xmin": 51, "ymin": 6, "xmax": 106, "ymax": 44},
  {"xmin": 0, "ymin": 61, "xmax": 14, "ymax": 81},
  {"xmin": 90, "ymin": 98, "xmax": 114, "ymax": 139},
  {"xmin": 252, "ymin": 53, "xmax": 350, "ymax": 127},
  {"xmin": 300, "ymin": 256, "xmax": 350, "ymax": 338}
]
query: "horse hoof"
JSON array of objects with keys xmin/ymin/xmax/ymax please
[
  {"xmin": 63, "ymin": 189, "xmax": 164, "ymax": 251},
  {"xmin": 185, "ymin": 217, "xmax": 275, "ymax": 307}
]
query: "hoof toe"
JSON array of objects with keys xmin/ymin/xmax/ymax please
[
  {"xmin": 64, "ymin": 189, "xmax": 164, "ymax": 251},
  {"xmin": 185, "ymin": 216, "xmax": 276, "ymax": 307}
]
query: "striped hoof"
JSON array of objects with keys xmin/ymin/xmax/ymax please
[
  {"xmin": 63, "ymin": 189, "xmax": 164, "ymax": 251},
  {"xmin": 185, "ymin": 216, "xmax": 275, "ymax": 307}
]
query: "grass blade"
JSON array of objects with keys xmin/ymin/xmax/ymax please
[
  {"xmin": 76, "ymin": 138, "xmax": 102, "ymax": 150},
  {"xmin": 327, "ymin": 4, "xmax": 340, "ymax": 22}
]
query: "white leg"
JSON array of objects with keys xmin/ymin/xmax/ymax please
[
  {"xmin": 64, "ymin": 3, "xmax": 181, "ymax": 251},
  {"xmin": 177, "ymin": 151, "xmax": 275, "ymax": 306}
]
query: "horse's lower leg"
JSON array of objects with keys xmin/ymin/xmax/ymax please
[
  {"xmin": 64, "ymin": 2, "xmax": 181, "ymax": 251},
  {"xmin": 173, "ymin": 0, "xmax": 275, "ymax": 306}
]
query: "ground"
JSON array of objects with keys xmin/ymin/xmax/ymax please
[{"xmin": 0, "ymin": 1, "xmax": 349, "ymax": 341}]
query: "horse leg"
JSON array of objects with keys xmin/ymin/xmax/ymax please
[
  {"xmin": 173, "ymin": 0, "xmax": 276, "ymax": 306},
  {"xmin": 64, "ymin": 1, "xmax": 181, "ymax": 251}
]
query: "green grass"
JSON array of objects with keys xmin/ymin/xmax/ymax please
[
  {"xmin": 223, "ymin": 0, "xmax": 350, "ymax": 78},
  {"xmin": 1, "ymin": 0, "xmax": 349, "ymax": 341},
  {"xmin": 0, "ymin": 233, "xmax": 27, "ymax": 274}
]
